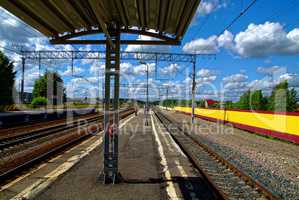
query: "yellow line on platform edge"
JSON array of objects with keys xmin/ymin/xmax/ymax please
[{"xmin": 9, "ymin": 115, "xmax": 135, "ymax": 200}]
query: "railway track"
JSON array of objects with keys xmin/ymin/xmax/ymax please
[
  {"xmin": 0, "ymin": 108, "xmax": 135, "ymax": 180},
  {"xmin": 153, "ymin": 108, "xmax": 280, "ymax": 200},
  {"xmin": 0, "ymin": 114, "xmax": 101, "ymax": 151},
  {"xmin": 0, "ymin": 108, "xmax": 132, "ymax": 151},
  {"xmin": 0, "ymin": 112, "xmax": 99, "ymax": 140}
]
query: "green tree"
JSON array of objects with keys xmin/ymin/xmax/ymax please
[
  {"xmin": 196, "ymin": 99, "xmax": 205, "ymax": 108},
  {"xmin": 261, "ymin": 96, "xmax": 269, "ymax": 111},
  {"xmin": 0, "ymin": 51, "xmax": 16, "ymax": 106},
  {"xmin": 268, "ymin": 81, "xmax": 298, "ymax": 112},
  {"xmin": 288, "ymin": 88, "xmax": 298, "ymax": 112},
  {"xmin": 32, "ymin": 75, "xmax": 47, "ymax": 98},
  {"xmin": 32, "ymin": 71, "xmax": 65, "ymax": 105},
  {"xmin": 250, "ymin": 90, "xmax": 263, "ymax": 110},
  {"xmin": 237, "ymin": 90, "xmax": 251, "ymax": 110}
]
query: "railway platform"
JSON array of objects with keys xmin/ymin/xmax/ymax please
[
  {"xmin": 31, "ymin": 112, "xmax": 163, "ymax": 200},
  {"xmin": 1, "ymin": 110, "xmax": 220, "ymax": 200}
]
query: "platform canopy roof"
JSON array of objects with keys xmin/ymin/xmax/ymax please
[{"xmin": 0, "ymin": 0, "xmax": 200, "ymax": 45}]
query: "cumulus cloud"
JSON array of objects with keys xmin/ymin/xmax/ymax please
[
  {"xmin": 133, "ymin": 63, "xmax": 155, "ymax": 75},
  {"xmin": 89, "ymin": 62, "xmax": 105, "ymax": 74},
  {"xmin": 223, "ymin": 73, "xmax": 248, "ymax": 84},
  {"xmin": 221, "ymin": 73, "xmax": 249, "ymax": 99},
  {"xmin": 120, "ymin": 62, "xmax": 133, "ymax": 74},
  {"xmin": 183, "ymin": 36, "xmax": 218, "ymax": 54},
  {"xmin": 256, "ymin": 66, "xmax": 286, "ymax": 75},
  {"xmin": 232, "ymin": 22, "xmax": 299, "ymax": 57},
  {"xmin": 62, "ymin": 66, "xmax": 84, "ymax": 76},
  {"xmin": 160, "ymin": 63, "xmax": 180, "ymax": 75},
  {"xmin": 0, "ymin": 8, "xmax": 41, "ymax": 45},
  {"xmin": 184, "ymin": 21, "xmax": 299, "ymax": 57},
  {"xmin": 181, "ymin": 69, "xmax": 217, "ymax": 87},
  {"xmin": 279, "ymin": 73, "xmax": 299, "ymax": 87},
  {"xmin": 197, "ymin": 69, "xmax": 217, "ymax": 85},
  {"xmin": 217, "ymin": 30, "xmax": 234, "ymax": 49},
  {"xmin": 248, "ymin": 77, "xmax": 275, "ymax": 91},
  {"xmin": 197, "ymin": 0, "xmax": 227, "ymax": 16}
]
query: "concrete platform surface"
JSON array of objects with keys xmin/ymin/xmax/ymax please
[{"xmin": 34, "ymin": 113, "xmax": 163, "ymax": 200}]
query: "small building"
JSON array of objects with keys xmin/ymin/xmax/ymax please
[{"xmin": 205, "ymin": 99, "xmax": 219, "ymax": 108}]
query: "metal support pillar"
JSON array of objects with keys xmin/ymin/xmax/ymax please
[
  {"xmin": 191, "ymin": 61, "xmax": 196, "ymax": 124},
  {"xmin": 100, "ymin": 25, "xmax": 121, "ymax": 184},
  {"xmin": 145, "ymin": 63, "xmax": 149, "ymax": 125},
  {"xmin": 21, "ymin": 57, "xmax": 25, "ymax": 103}
]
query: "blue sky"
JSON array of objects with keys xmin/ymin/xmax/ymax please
[{"xmin": 1, "ymin": 0, "xmax": 299, "ymax": 101}]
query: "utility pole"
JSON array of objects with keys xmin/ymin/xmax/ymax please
[
  {"xmin": 21, "ymin": 57, "xmax": 25, "ymax": 103},
  {"xmin": 191, "ymin": 60, "xmax": 196, "ymax": 124},
  {"xmin": 166, "ymin": 86, "xmax": 169, "ymax": 111},
  {"xmin": 140, "ymin": 61, "xmax": 149, "ymax": 126}
]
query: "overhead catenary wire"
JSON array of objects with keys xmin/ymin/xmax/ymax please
[
  {"xmin": 0, "ymin": 44, "xmax": 22, "ymax": 54},
  {"xmin": 218, "ymin": 0, "xmax": 259, "ymax": 35}
]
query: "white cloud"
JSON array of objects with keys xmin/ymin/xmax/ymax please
[
  {"xmin": 257, "ymin": 66, "xmax": 286, "ymax": 75},
  {"xmin": 248, "ymin": 77, "xmax": 275, "ymax": 91},
  {"xmin": 223, "ymin": 73, "xmax": 248, "ymax": 84},
  {"xmin": 185, "ymin": 21, "xmax": 299, "ymax": 57},
  {"xmin": 79, "ymin": 45, "xmax": 92, "ymax": 51},
  {"xmin": 279, "ymin": 73, "xmax": 299, "ymax": 87},
  {"xmin": 89, "ymin": 62, "xmax": 133, "ymax": 75},
  {"xmin": 81, "ymin": 59, "xmax": 95, "ymax": 65},
  {"xmin": 194, "ymin": 69, "xmax": 217, "ymax": 86},
  {"xmin": 133, "ymin": 63, "xmax": 155, "ymax": 75},
  {"xmin": 179, "ymin": 69, "xmax": 216, "ymax": 89},
  {"xmin": 233, "ymin": 22, "xmax": 299, "ymax": 57},
  {"xmin": 197, "ymin": 69, "xmax": 214, "ymax": 77},
  {"xmin": 120, "ymin": 62, "xmax": 133, "ymax": 74},
  {"xmin": 0, "ymin": 8, "xmax": 41, "ymax": 45},
  {"xmin": 221, "ymin": 73, "xmax": 249, "ymax": 99},
  {"xmin": 89, "ymin": 62, "xmax": 105, "ymax": 74},
  {"xmin": 183, "ymin": 35, "xmax": 218, "ymax": 54},
  {"xmin": 62, "ymin": 66, "xmax": 84, "ymax": 76},
  {"xmin": 160, "ymin": 63, "xmax": 180, "ymax": 75},
  {"xmin": 197, "ymin": 0, "xmax": 227, "ymax": 16},
  {"xmin": 217, "ymin": 30, "xmax": 234, "ymax": 49}
]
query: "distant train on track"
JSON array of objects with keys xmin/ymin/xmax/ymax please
[{"xmin": 174, "ymin": 106, "xmax": 299, "ymax": 144}]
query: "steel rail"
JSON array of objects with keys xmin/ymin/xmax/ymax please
[
  {"xmin": 153, "ymin": 108, "xmax": 228, "ymax": 200},
  {"xmin": 0, "ymin": 108, "xmax": 132, "ymax": 150},
  {"xmin": 0, "ymin": 109, "xmax": 135, "ymax": 180},
  {"xmin": 0, "ymin": 114, "xmax": 102, "ymax": 151},
  {"xmin": 153, "ymin": 108, "xmax": 280, "ymax": 200}
]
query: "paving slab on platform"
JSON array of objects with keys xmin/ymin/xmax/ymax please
[{"xmin": 34, "ymin": 113, "xmax": 163, "ymax": 200}]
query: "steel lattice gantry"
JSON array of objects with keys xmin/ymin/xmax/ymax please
[
  {"xmin": 20, "ymin": 50, "xmax": 203, "ymax": 63},
  {"xmin": 0, "ymin": 0, "xmax": 201, "ymax": 184}
]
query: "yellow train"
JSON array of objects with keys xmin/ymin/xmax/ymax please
[{"xmin": 175, "ymin": 106, "xmax": 299, "ymax": 144}]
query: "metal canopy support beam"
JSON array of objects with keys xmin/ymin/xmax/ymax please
[
  {"xmin": 50, "ymin": 39, "xmax": 180, "ymax": 45},
  {"xmin": 99, "ymin": 25, "xmax": 121, "ymax": 184}
]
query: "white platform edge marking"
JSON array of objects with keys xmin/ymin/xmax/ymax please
[
  {"xmin": 10, "ymin": 115, "xmax": 135, "ymax": 200},
  {"xmin": 151, "ymin": 114, "xmax": 179, "ymax": 199}
]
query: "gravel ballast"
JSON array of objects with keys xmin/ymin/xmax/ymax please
[{"xmin": 162, "ymin": 110, "xmax": 299, "ymax": 200}]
